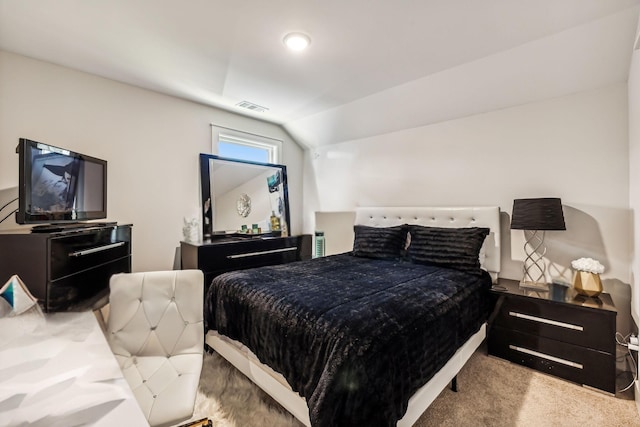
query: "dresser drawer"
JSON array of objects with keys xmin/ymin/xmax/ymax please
[
  {"xmin": 47, "ymin": 256, "xmax": 131, "ymax": 312},
  {"xmin": 196, "ymin": 238, "xmax": 301, "ymax": 273},
  {"xmin": 493, "ymin": 295, "xmax": 615, "ymax": 354},
  {"xmin": 489, "ymin": 326, "xmax": 615, "ymax": 394},
  {"xmin": 182, "ymin": 235, "xmax": 312, "ymax": 297},
  {"xmin": 49, "ymin": 227, "xmax": 131, "ymax": 280},
  {"xmin": 224, "ymin": 244, "xmax": 300, "ymax": 270}
]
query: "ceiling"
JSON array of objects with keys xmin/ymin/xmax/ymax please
[{"xmin": 1, "ymin": 0, "xmax": 639, "ymax": 147}]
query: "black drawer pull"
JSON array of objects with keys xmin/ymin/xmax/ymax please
[
  {"xmin": 69, "ymin": 242, "xmax": 125, "ymax": 257},
  {"xmin": 227, "ymin": 247, "xmax": 298, "ymax": 259},
  {"xmin": 508, "ymin": 345, "xmax": 583, "ymax": 369},
  {"xmin": 509, "ymin": 311, "xmax": 584, "ymax": 331}
]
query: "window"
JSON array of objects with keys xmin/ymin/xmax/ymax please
[
  {"xmin": 211, "ymin": 125, "xmax": 282, "ymax": 164},
  {"xmin": 218, "ymin": 135, "xmax": 275, "ymax": 164}
]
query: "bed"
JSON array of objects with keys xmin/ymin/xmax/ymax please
[{"xmin": 204, "ymin": 207, "xmax": 501, "ymax": 426}]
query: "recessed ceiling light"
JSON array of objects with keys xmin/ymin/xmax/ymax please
[{"xmin": 283, "ymin": 32, "xmax": 311, "ymax": 51}]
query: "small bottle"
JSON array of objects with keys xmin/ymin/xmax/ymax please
[
  {"xmin": 270, "ymin": 211, "xmax": 280, "ymax": 230},
  {"xmin": 314, "ymin": 231, "xmax": 325, "ymax": 258}
]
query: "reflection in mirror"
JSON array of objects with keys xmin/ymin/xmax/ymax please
[{"xmin": 199, "ymin": 154, "xmax": 290, "ymax": 240}]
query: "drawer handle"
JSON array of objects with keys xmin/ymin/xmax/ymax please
[
  {"xmin": 227, "ymin": 247, "xmax": 298, "ymax": 259},
  {"xmin": 509, "ymin": 345, "xmax": 583, "ymax": 369},
  {"xmin": 508, "ymin": 311, "xmax": 584, "ymax": 331},
  {"xmin": 69, "ymin": 242, "xmax": 125, "ymax": 257}
]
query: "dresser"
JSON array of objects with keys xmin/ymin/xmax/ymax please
[
  {"xmin": 0, "ymin": 224, "xmax": 132, "ymax": 312},
  {"xmin": 488, "ymin": 278, "xmax": 616, "ymax": 394},
  {"xmin": 181, "ymin": 234, "xmax": 312, "ymax": 293}
]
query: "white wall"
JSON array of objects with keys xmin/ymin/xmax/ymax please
[
  {"xmin": 628, "ymin": 14, "xmax": 640, "ymax": 411},
  {"xmin": 304, "ymin": 84, "xmax": 633, "ymax": 335},
  {"xmin": 215, "ymin": 169, "xmax": 275, "ymax": 232},
  {"xmin": 0, "ymin": 50, "xmax": 305, "ymax": 272},
  {"xmin": 629, "ymin": 17, "xmax": 640, "ymax": 335}
]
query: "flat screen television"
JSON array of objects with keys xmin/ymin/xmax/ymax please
[{"xmin": 15, "ymin": 138, "xmax": 107, "ymax": 224}]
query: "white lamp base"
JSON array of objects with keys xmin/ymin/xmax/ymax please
[{"xmin": 520, "ymin": 230, "xmax": 548, "ymax": 290}]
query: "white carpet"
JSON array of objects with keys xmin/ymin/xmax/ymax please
[
  {"xmin": 188, "ymin": 352, "xmax": 302, "ymax": 427},
  {"xmin": 184, "ymin": 349, "xmax": 640, "ymax": 426}
]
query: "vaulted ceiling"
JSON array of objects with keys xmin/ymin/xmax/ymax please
[{"xmin": 1, "ymin": 0, "xmax": 638, "ymax": 147}]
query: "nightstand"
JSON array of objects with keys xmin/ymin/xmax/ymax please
[{"xmin": 488, "ymin": 278, "xmax": 617, "ymax": 394}]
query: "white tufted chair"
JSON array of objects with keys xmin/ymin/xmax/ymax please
[{"xmin": 107, "ymin": 270, "xmax": 204, "ymax": 427}]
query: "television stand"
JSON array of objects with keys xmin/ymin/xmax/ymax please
[
  {"xmin": 0, "ymin": 224, "xmax": 132, "ymax": 312},
  {"xmin": 31, "ymin": 222, "xmax": 117, "ymax": 233}
]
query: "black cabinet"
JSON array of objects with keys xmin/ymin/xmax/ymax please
[
  {"xmin": 181, "ymin": 235, "xmax": 312, "ymax": 292},
  {"xmin": 488, "ymin": 279, "xmax": 617, "ymax": 394},
  {"xmin": 0, "ymin": 224, "xmax": 132, "ymax": 312}
]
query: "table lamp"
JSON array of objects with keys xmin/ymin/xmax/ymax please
[{"xmin": 511, "ymin": 198, "xmax": 566, "ymax": 290}]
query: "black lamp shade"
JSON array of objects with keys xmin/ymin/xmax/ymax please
[{"xmin": 511, "ymin": 198, "xmax": 566, "ymax": 231}]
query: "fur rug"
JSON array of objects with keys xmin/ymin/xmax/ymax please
[
  {"xmin": 188, "ymin": 352, "xmax": 303, "ymax": 427},
  {"xmin": 184, "ymin": 349, "xmax": 640, "ymax": 427}
]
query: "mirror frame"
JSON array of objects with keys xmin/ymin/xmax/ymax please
[{"xmin": 199, "ymin": 153, "xmax": 291, "ymax": 240}]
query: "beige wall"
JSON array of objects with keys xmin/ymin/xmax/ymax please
[
  {"xmin": 1, "ymin": 48, "xmax": 636, "ymax": 362},
  {"xmin": 629, "ymin": 19, "xmax": 640, "ymax": 332},
  {"xmin": 304, "ymin": 84, "xmax": 633, "ymax": 335},
  {"xmin": 215, "ymin": 169, "xmax": 275, "ymax": 232},
  {"xmin": 0, "ymin": 51, "xmax": 304, "ymax": 272},
  {"xmin": 628, "ymin": 14, "xmax": 640, "ymax": 409},
  {"xmin": 314, "ymin": 211, "xmax": 356, "ymax": 256}
]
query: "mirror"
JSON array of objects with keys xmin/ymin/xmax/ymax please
[{"xmin": 199, "ymin": 154, "xmax": 290, "ymax": 240}]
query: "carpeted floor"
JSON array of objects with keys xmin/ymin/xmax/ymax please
[{"xmin": 187, "ymin": 349, "xmax": 640, "ymax": 426}]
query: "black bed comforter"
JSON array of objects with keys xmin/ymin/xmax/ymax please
[{"xmin": 204, "ymin": 253, "xmax": 492, "ymax": 427}]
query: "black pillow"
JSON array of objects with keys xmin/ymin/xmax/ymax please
[
  {"xmin": 407, "ymin": 225, "xmax": 490, "ymax": 274},
  {"xmin": 352, "ymin": 224, "xmax": 408, "ymax": 259}
]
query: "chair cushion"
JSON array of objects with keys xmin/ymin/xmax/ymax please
[
  {"xmin": 116, "ymin": 354, "xmax": 203, "ymax": 427},
  {"xmin": 107, "ymin": 270, "xmax": 204, "ymax": 427}
]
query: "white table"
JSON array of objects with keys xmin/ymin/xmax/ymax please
[{"xmin": 0, "ymin": 310, "xmax": 148, "ymax": 426}]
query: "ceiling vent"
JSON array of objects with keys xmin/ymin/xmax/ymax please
[{"xmin": 236, "ymin": 101, "xmax": 269, "ymax": 113}]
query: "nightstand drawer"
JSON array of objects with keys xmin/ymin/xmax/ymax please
[
  {"xmin": 493, "ymin": 295, "xmax": 615, "ymax": 354},
  {"xmin": 489, "ymin": 326, "xmax": 615, "ymax": 394}
]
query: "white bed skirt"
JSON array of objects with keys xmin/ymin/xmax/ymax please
[{"xmin": 206, "ymin": 323, "xmax": 487, "ymax": 427}]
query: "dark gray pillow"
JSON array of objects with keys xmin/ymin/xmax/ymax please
[
  {"xmin": 407, "ymin": 225, "xmax": 490, "ymax": 274},
  {"xmin": 352, "ymin": 224, "xmax": 408, "ymax": 259}
]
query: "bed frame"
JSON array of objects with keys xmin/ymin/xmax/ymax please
[{"xmin": 206, "ymin": 206, "xmax": 501, "ymax": 426}]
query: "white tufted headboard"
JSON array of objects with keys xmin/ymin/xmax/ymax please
[{"xmin": 355, "ymin": 207, "xmax": 501, "ymax": 282}]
